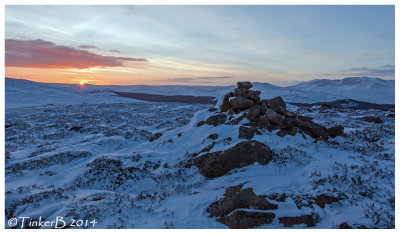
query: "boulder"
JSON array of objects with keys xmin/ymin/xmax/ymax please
[
  {"xmin": 288, "ymin": 127, "xmax": 298, "ymax": 136},
  {"xmin": 208, "ymin": 134, "xmax": 219, "ymax": 140},
  {"xmin": 265, "ymin": 109, "xmax": 283, "ymax": 125},
  {"xmin": 149, "ymin": 132, "xmax": 163, "ymax": 142},
  {"xmin": 339, "ymin": 222, "xmax": 353, "ymax": 229},
  {"xmin": 228, "ymin": 115, "xmax": 245, "ymax": 125},
  {"xmin": 258, "ymin": 116, "xmax": 270, "ymax": 129},
  {"xmin": 264, "ymin": 96, "xmax": 287, "ymax": 114},
  {"xmin": 217, "ymin": 211, "xmax": 275, "ymax": 229},
  {"xmin": 260, "ymin": 102, "xmax": 268, "ymax": 115},
  {"xmin": 234, "ymin": 88, "xmax": 261, "ymax": 102},
  {"xmin": 246, "ymin": 105, "xmax": 261, "ymax": 122},
  {"xmin": 277, "ymin": 130, "xmax": 288, "ymax": 137},
  {"xmin": 207, "ymin": 184, "xmax": 278, "ymax": 217},
  {"xmin": 314, "ymin": 194, "xmax": 341, "ymax": 208},
  {"xmin": 237, "ymin": 81, "xmax": 253, "ymax": 89},
  {"xmin": 362, "ymin": 116, "xmax": 383, "ymax": 124},
  {"xmin": 197, "ymin": 121, "xmax": 206, "ymax": 127},
  {"xmin": 327, "ymin": 125, "xmax": 345, "ymax": 138},
  {"xmin": 205, "ymin": 114, "xmax": 227, "ymax": 126},
  {"xmin": 310, "ymin": 125, "xmax": 328, "ymax": 140},
  {"xmin": 278, "ymin": 213, "xmax": 320, "ymax": 227},
  {"xmin": 220, "ymin": 98, "xmax": 231, "ymax": 112},
  {"xmin": 229, "ymin": 96, "xmax": 254, "ymax": 111},
  {"xmin": 282, "ymin": 116, "xmax": 294, "ymax": 129},
  {"xmin": 193, "ymin": 140, "xmax": 274, "ymax": 178},
  {"xmin": 239, "ymin": 126, "xmax": 257, "ymax": 139}
]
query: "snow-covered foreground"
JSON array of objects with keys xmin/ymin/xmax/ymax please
[{"xmin": 5, "ymin": 96, "xmax": 394, "ymax": 228}]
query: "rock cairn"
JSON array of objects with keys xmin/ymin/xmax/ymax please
[{"xmin": 202, "ymin": 81, "xmax": 344, "ymax": 140}]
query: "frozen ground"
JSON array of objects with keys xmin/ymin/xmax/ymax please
[{"xmin": 5, "ymin": 99, "xmax": 395, "ymax": 228}]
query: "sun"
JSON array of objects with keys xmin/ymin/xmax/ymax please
[{"xmin": 79, "ymin": 80, "xmax": 87, "ymax": 86}]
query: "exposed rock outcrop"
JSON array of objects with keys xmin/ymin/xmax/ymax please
[
  {"xmin": 238, "ymin": 126, "xmax": 258, "ymax": 139},
  {"xmin": 278, "ymin": 213, "xmax": 320, "ymax": 227},
  {"xmin": 218, "ymin": 211, "xmax": 275, "ymax": 229},
  {"xmin": 207, "ymin": 184, "xmax": 278, "ymax": 217},
  {"xmin": 207, "ymin": 184, "xmax": 277, "ymax": 229},
  {"xmin": 193, "ymin": 140, "xmax": 273, "ymax": 178},
  {"xmin": 362, "ymin": 116, "xmax": 383, "ymax": 124},
  {"xmin": 149, "ymin": 132, "xmax": 163, "ymax": 142},
  {"xmin": 205, "ymin": 114, "xmax": 227, "ymax": 126},
  {"xmin": 326, "ymin": 125, "xmax": 345, "ymax": 138}
]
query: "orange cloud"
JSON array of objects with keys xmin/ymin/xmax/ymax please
[{"xmin": 5, "ymin": 39, "xmax": 147, "ymax": 69}]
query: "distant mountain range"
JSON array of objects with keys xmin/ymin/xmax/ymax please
[{"xmin": 5, "ymin": 76, "xmax": 395, "ymax": 108}]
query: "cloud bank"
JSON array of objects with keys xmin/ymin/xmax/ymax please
[{"xmin": 5, "ymin": 39, "xmax": 147, "ymax": 69}]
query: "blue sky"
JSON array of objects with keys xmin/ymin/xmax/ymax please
[{"xmin": 5, "ymin": 5, "xmax": 395, "ymax": 85}]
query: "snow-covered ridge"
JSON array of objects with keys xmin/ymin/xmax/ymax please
[{"xmin": 5, "ymin": 76, "xmax": 395, "ymax": 110}]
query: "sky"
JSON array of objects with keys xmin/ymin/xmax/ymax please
[{"xmin": 5, "ymin": 5, "xmax": 395, "ymax": 86}]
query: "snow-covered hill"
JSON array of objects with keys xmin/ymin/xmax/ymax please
[
  {"xmin": 5, "ymin": 76, "xmax": 395, "ymax": 108},
  {"xmin": 288, "ymin": 77, "xmax": 395, "ymax": 104},
  {"xmin": 5, "ymin": 78, "xmax": 143, "ymax": 109},
  {"xmin": 5, "ymin": 82, "xmax": 394, "ymax": 229}
]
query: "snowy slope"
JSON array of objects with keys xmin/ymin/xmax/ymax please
[
  {"xmin": 288, "ymin": 77, "xmax": 395, "ymax": 104},
  {"xmin": 5, "ymin": 83, "xmax": 395, "ymax": 229},
  {"xmin": 5, "ymin": 78, "xmax": 144, "ymax": 109}
]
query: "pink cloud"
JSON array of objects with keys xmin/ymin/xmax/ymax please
[{"xmin": 5, "ymin": 39, "xmax": 147, "ymax": 69}]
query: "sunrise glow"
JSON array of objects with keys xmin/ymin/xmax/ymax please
[{"xmin": 5, "ymin": 5, "xmax": 395, "ymax": 86}]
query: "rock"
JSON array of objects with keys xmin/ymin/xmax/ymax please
[
  {"xmin": 237, "ymin": 81, "xmax": 253, "ymax": 89},
  {"xmin": 194, "ymin": 140, "xmax": 274, "ymax": 178},
  {"xmin": 197, "ymin": 121, "xmax": 206, "ymax": 127},
  {"xmin": 208, "ymin": 107, "xmax": 217, "ymax": 112},
  {"xmin": 220, "ymin": 98, "xmax": 231, "ymax": 112},
  {"xmin": 234, "ymin": 88, "xmax": 261, "ymax": 102},
  {"xmin": 297, "ymin": 115, "xmax": 313, "ymax": 122},
  {"xmin": 258, "ymin": 116, "xmax": 270, "ymax": 129},
  {"xmin": 217, "ymin": 211, "xmax": 275, "ymax": 229},
  {"xmin": 264, "ymin": 96, "xmax": 287, "ymax": 114},
  {"xmin": 69, "ymin": 126, "xmax": 83, "ymax": 131},
  {"xmin": 362, "ymin": 116, "xmax": 383, "ymax": 124},
  {"xmin": 310, "ymin": 125, "xmax": 328, "ymax": 139},
  {"xmin": 260, "ymin": 102, "xmax": 268, "ymax": 115},
  {"xmin": 208, "ymin": 134, "xmax": 219, "ymax": 140},
  {"xmin": 198, "ymin": 142, "xmax": 217, "ymax": 154},
  {"xmin": 282, "ymin": 116, "xmax": 293, "ymax": 129},
  {"xmin": 239, "ymin": 126, "xmax": 257, "ymax": 139},
  {"xmin": 228, "ymin": 115, "xmax": 245, "ymax": 125},
  {"xmin": 205, "ymin": 114, "xmax": 227, "ymax": 126},
  {"xmin": 207, "ymin": 184, "xmax": 278, "ymax": 217},
  {"xmin": 229, "ymin": 96, "xmax": 254, "ymax": 112},
  {"xmin": 265, "ymin": 109, "xmax": 283, "ymax": 125},
  {"xmin": 314, "ymin": 194, "xmax": 341, "ymax": 208},
  {"xmin": 277, "ymin": 130, "xmax": 287, "ymax": 137},
  {"xmin": 284, "ymin": 111, "xmax": 295, "ymax": 117},
  {"xmin": 288, "ymin": 127, "xmax": 298, "ymax": 136},
  {"xmin": 246, "ymin": 105, "xmax": 260, "ymax": 122},
  {"xmin": 327, "ymin": 125, "xmax": 345, "ymax": 138},
  {"xmin": 339, "ymin": 222, "xmax": 353, "ymax": 229},
  {"xmin": 278, "ymin": 213, "xmax": 320, "ymax": 227},
  {"xmin": 267, "ymin": 193, "xmax": 286, "ymax": 202},
  {"xmin": 149, "ymin": 132, "xmax": 163, "ymax": 142}
]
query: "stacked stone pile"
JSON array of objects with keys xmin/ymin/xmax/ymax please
[{"xmin": 203, "ymin": 81, "xmax": 344, "ymax": 140}]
